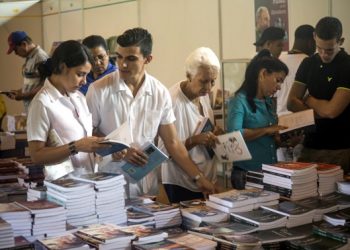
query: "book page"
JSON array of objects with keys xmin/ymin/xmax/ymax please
[
  {"xmin": 278, "ymin": 109, "xmax": 315, "ymax": 134},
  {"xmin": 105, "ymin": 121, "xmax": 133, "ymax": 145}
]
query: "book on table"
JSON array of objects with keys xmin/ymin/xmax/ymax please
[
  {"xmin": 212, "ymin": 131, "xmax": 251, "ymax": 162},
  {"xmin": 313, "ymin": 221, "xmax": 350, "ymax": 244},
  {"xmin": 121, "ymin": 141, "xmax": 168, "ymax": 182},
  {"xmin": 323, "ymin": 207, "xmax": 350, "ymax": 226},
  {"xmin": 289, "ymin": 234, "xmax": 349, "ymax": 250},
  {"xmin": 193, "ymin": 117, "xmax": 215, "ymax": 158},
  {"xmin": 37, "ymin": 233, "xmax": 90, "ymax": 250},
  {"xmin": 96, "ymin": 121, "xmax": 133, "ymax": 157}
]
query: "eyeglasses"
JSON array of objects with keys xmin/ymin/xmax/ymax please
[{"xmin": 93, "ymin": 54, "xmax": 108, "ymax": 62}]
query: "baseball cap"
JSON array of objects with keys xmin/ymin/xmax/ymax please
[
  {"xmin": 7, "ymin": 31, "xmax": 28, "ymax": 54},
  {"xmin": 254, "ymin": 26, "xmax": 285, "ymax": 46}
]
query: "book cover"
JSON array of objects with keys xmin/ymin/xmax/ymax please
[
  {"xmin": 262, "ymin": 162, "xmax": 317, "ymax": 174},
  {"xmin": 261, "ymin": 201, "xmax": 314, "ymax": 216},
  {"xmin": 289, "ymin": 234, "xmax": 347, "ymax": 249},
  {"xmin": 313, "ymin": 221, "xmax": 350, "ymax": 243},
  {"xmin": 15, "ymin": 200, "xmax": 64, "ymax": 214},
  {"xmin": 278, "ymin": 109, "xmax": 315, "ymax": 134},
  {"xmin": 96, "ymin": 140, "xmax": 129, "ymax": 157},
  {"xmin": 181, "ymin": 206, "xmax": 229, "ymax": 223},
  {"xmin": 121, "ymin": 141, "xmax": 168, "ymax": 182},
  {"xmin": 231, "ymin": 208, "xmax": 287, "ymax": 226},
  {"xmin": 133, "ymin": 239, "xmax": 193, "ymax": 250},
  {"xmin": 70, "ymin": 172, "xmax": 124, "ymax": 185},
  {"xmin": 38, "ymin": 233, "xmax": 90, "ymax": 250},
  {"xmin": 212, "ymin": 131, "xmax": 251, "ymax": 162},
  {"xmin": 44, "ymin": 177, "xmax": 92, "ymax": 193},
  {"xmin": 193, "ymin": 117, "xmax": 215, "ymax": 158}
]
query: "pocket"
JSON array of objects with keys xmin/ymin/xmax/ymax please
[{"xmin": 143, "ymin": 110, "xmax": 161, "ymax": 139}]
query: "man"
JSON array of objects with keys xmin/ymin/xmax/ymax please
[
  {"xmin": 276, "ymin": 24, "xmax": 315, "ymax": 161},
  {"xmin": 254, "ymin": 26, "xmax": 285, "ymax": 58},
  {"xmin": 6, "ymin": 31, "xmax": 48, "ymax": 113},
  {"xmin": 79, "ymin": 35, "xmax": 117, "ymax": 95},
  {"xmin": 255, "ymin": 6, "xmax": 271, "ymax": 43},
  {"xmin": 87, "ymin": 28, "xmax": 216, "ymax": 198},
  {"xmin": 287, "ymin": 17, "xmax": 350, "ymax": 173}
]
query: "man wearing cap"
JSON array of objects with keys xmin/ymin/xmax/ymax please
[
  {"xmin": 254, "ymin": 26, "xmax": 285, "ymax": 58},
  {"xmin": 6, "ymin": 31, "xmax": 48, "ymax": 113}
]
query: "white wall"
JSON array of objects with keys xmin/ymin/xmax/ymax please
[{"xmin": 1, "ymin": 0, "xmax": 350, "ymax": 116}]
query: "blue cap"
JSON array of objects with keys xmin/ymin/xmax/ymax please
[{"xmin": 7, "ymin": 31, "xmax": 28, "ymax": 54}]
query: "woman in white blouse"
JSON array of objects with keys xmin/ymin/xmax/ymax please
[
  {"xmin": 27, "ymin": 40, "xmax": 108, "ymax": 178},
  {"xmin": 160, "ymin": 47, "xmax": 223, "ymax": 203}
]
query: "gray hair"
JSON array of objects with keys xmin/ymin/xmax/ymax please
[
  {"xmin": 185, "ymin": 47, "xmax": 221, "ymax": 78},
  {"xmin": 256, "ymin": 6, "xmax": 269, "ymax": 20}
]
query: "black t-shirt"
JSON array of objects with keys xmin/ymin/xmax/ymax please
[{"xmin": 295, "ymin": 49, "xmax": 350, "ymax": 149}]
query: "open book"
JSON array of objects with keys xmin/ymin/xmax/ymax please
[
  {"xmin": 212, "ymin": 131, "xmax": 251, "ymax": 162},
  {"xmin": 96, "ymin": 122, "xmax": 132, "ymax": 157},
  {"xmin": 121, "ymin": 141, "xmax": 168, "ymax": 183}
]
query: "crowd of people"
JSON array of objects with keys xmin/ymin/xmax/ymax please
[{"xmin": 3, "ymin": 16, "xmax": 350, "ymax": 201}]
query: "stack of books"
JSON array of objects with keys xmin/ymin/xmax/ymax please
[
  {"xmin": 245, "ymin": 171, "xmax": 264, "ymax": 189},
  {"xmin": 127, "ymin": 207, "xmax": 155, "ymax": 227},
  {"xmin": 320, "ymin": 192, "xmax": 350, "ymax": 210},
  {"xmin": 337, "ymin": 182, "xmax": 350, "ymax": 195},
  {"xmin": 0, "ymin": 182, "xmax": 26, "ymax": 201},
  {"xmin": 213, "ymin": 234, "xmax": 262, "ymax": 250},
  {"xmin": 0, "ymin": 218, "xmax": 14, "ymax": 248},
  {"xmin": 262, "ymin": 162, "xmax": 318, "ymax": 200},
  {"xmin": 0, "ymin": 160, "xmax": 22, "ymax": 184},
  {"xmin": 0, "ymin": 202, "xmax": 31, "ymax": 237},
  {"xmin": 317, "ymin": 163, "xmax": 344, "ymax": 196},
  {"xmin": 133, "ymin": 239, "xmax": 193, "ymax": 250},
  {"xmin": 45, "ymin": 177, "xmax": 97, "ymax": 227},
  {"xmin": 230, "ymin": 208, "xmax": 287, "ymax": 231},
  {"xmin": 119, "ymin": 225, "xmax": 168, "ymax": 245},
  {"xmin": 206, "ymin": 188, "xmax": 279, "ymax": 213},
  {"xmin": 168, "ymin": 231, "xmax": 217, "ymax": 250},
  {"xmin": 75, "ymin": 223, "xmax": 136, "ymax": 250},
  {"xmin": 181, "ymin": 205, "xmax": 229, "ymax": 228},
  {"xmin": 132, "ymin": 202, "xmax": 182, "ymax": 229},
  {"xmin": 323, "ymin": 207, "xmax": 350, "ymax": 226},
  {"xmin": 288, "ymin": 234, "xmax": 350, "ymax": 249},
  {"xmin": 16, "ymin": 161, "xmax": 45, "ymax": 188},
  {"xmin": 16, "ymin": 200, "xmax": 66, "ymax": 238},
  {"xmin": 313, "ymin": 221, "xmax": 350, "ymax": 243},
  {"xmin": 296, "ymin": 196, "xmax": 338, "ymax": 222},
  {"xmin": 261, "ymin": 201, "xmax": 315, "ymax": 228},
  {"xmin": 37, "ymin": 233, "xmax": 90, "ymax": 250},
  {"xmin": 26, "ymin": 186, "xmax": 47, "ymax": 201},
  {"xmin": 71, "ymin": 172, "xmax": 127, "ymax": 225}
]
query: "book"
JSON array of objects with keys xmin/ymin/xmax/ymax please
[
  {"xmin": 313, "ymin": 221, "xmax": 350, "ymax": 244},
  {"xmin": 44, "ymin": 177, "xmax": 92, "ymax": 193},
  {"xmin": 289, "ymin": 234, "xmax": 349, "ymax": 250},
  {"xmin": 96, "ymin": 121, "xmax": 132, "ymax": 157},
  {"xmin": 193, "ymin": 117, "xmax": 215, "ymax": 158},
  {"xmin": 212, "ymin": 131, "xmax": 251, "ymax": 162},
  {"xmin": 168, "ymin": 232, "xmax": 217, "ymax": 250},
  {"xmin": 278, "ymin": 109, "xmax": 315, "ymax": 134},
  {"xmin": 133, "ymin": 239, "xmax": 193, "ymax": 250},
  {"xmin": 121, "ymin": 141, "xmax": 168, "ymax": 182},
  {"xmin": 323, "ymin": 207, "xmax": 350, "ymax": 226},
  {"xmin": 37, "ymin": 233, "xmax": 90, "ymax": 250}
]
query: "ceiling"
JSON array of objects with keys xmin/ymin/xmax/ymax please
[{"xmin": 0, "ymin": 0, "xmax": 40, "ymax": 26}]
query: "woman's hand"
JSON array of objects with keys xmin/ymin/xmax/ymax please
[
  {"xmin": 75, "ymin": 136, "xmax": 108, "ymax": 152},
  {"xmin": 265, "ymin": 124, "xmax": 287, "ymax": 136},
  {"xmin": 192, "ymin": 132, "xmax": 219, "ymax": 148}
]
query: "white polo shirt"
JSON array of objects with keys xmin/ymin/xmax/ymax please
[
  {"xmin": 86, "ymin": 71, "xmax": 175, "ymax": 197},
  {"xmin": 27, "ymin": 79, "xmax": 95, "ymax": 173},
  {"xmin": 160, "ymin": 82, "xmax": 217, "ymax": 192}
]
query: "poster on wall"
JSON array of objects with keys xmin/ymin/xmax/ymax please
[{"xmin": 254, "ymin": 0, "xmax": 289, "ymax": 51}]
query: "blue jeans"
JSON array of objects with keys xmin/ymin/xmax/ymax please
[{"xmin": 230, "ymin": 166, "xmax": 247, "ymax": 190}]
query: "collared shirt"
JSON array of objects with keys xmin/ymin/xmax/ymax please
[
  {"xmin": 27, "ymin": 79, "xmax": 94, "ymax": 172},
  {"xmin": 295, "ymin": 49, "xmax": 350, "ymax": 149},
  {"xmin": 227, "ymin": 92, "xmax": 277, "ymax": 171},
  {"xmin": 86, "ymin": 70, "xmax": 175, "ymax": 197},
  {"xmin": 79, "ymin": 62, "xmax": 117, "ymax": 95},
  {"xmin": 22, "ymin": 46, "xmax": 48, "ymax": 112},
  {"xmin": 160, "ymin": 82, "xmax": 217, "ymax": 192}
]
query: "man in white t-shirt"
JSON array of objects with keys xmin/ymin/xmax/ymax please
[
  {"xmin": 276, "ymin": 24, "xmax": 315, "ymax": 161},
  {"xmin": 87, "ymin": 28, "xmax": 216, "ymax": 198}
]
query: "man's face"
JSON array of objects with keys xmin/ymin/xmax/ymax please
[
  {"xmin": 116, "ymin": 45, "xmax": 150, "ymax": 84},
  {"xmin": 257, "ymin": 10, "xmax": 270, "ymax": 31},
  {"xmin": 265, "ymin": 39, "xmax": 284, "ymax": 58},
  {"xmin": 90, "ymin": 46, "xmax": 109, "ymax": 76},
  {"xmin": 13, "ymin": 43, "xmax": 27, "ymax": 58},
  {"xmin": 315, "ymin": 35, "xmax": 342, "ymax": 63}
]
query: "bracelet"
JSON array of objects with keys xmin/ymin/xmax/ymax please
[
  {"xmin": 68, "ymin": 141, "xmax": 78, "ymax": 155},
  {"xmin": 193, "ymin": 172, "xmax": 204, "ymax": 183}
]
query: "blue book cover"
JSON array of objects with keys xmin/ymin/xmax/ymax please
[
  {"xmin": 96, "ymin": 140, "xmax": 130, "ymax": 157},
  {"xmin": 121, "ymin": 142, "xmax": 168, "ymax": 182}
]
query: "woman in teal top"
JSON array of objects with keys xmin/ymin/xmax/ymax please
[{"xmin": 227, "ymin": 49, "xmax": 288, "ymax": 189}]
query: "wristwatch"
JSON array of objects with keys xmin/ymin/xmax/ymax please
[{"xmin": 193, "ymin": 172, "xmax": 204, "ymax": 182}]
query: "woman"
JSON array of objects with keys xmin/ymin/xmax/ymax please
[
  {"xmin": 27, "ymin": 40, "xmax": 108, "ymax": 179},
  {"xmin": 227, "ymin": 49, "xmax": 288, "ymax": 189},
  {"xmin": 160, "ymin": 47, "xmax": 222, "ymax": 203}
]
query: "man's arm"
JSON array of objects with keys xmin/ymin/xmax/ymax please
[
  {"xmin": 305, "ymin": 88, "xmax": 350, "ymax": 118},
  {"xmin": 159, "ymin": 123, "xmax": 216, "ymax": 194},
  {"xmin": 287, "ymin": 81, "xmax": 309, "ymax": 112}
]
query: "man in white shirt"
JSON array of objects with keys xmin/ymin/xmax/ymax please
[{"xmin": 87, "ymin": 28, "xmax": 216, "ymax": 198}]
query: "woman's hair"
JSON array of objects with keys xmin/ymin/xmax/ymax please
[
  {"xmin": 236, "ymin": 49, "xmax": 288, "ymax": 112},
  {"xmin": 185, "ymin": 47, "xmax": 221, "ymax": 78},
  {"xmin": 38, "ymin": 40, "xmax": 93, "ymax": 79}
]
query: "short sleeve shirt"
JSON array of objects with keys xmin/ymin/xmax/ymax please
[
  {"xmin": 27, "ymin": 80, "xmax": 94, "ymax": 172},
  {"xmin": 295, "ymin": 49, "xmax": 350, "ymax": 149},
  {"xmin": 227, "ymin": 92, "xmax": 277, "ymax": 171},
  {"xmin": 22, "ymin": 46, "xmax": 49, "ymax": 112}
]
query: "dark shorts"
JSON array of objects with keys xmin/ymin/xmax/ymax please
[
  {"xmin": 163, "ymin": 184, "xmax": 204, "ymax": 203},
  {"xmin": 230, "ymin": 166, "xmax": 247, "ymax": 190}
]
